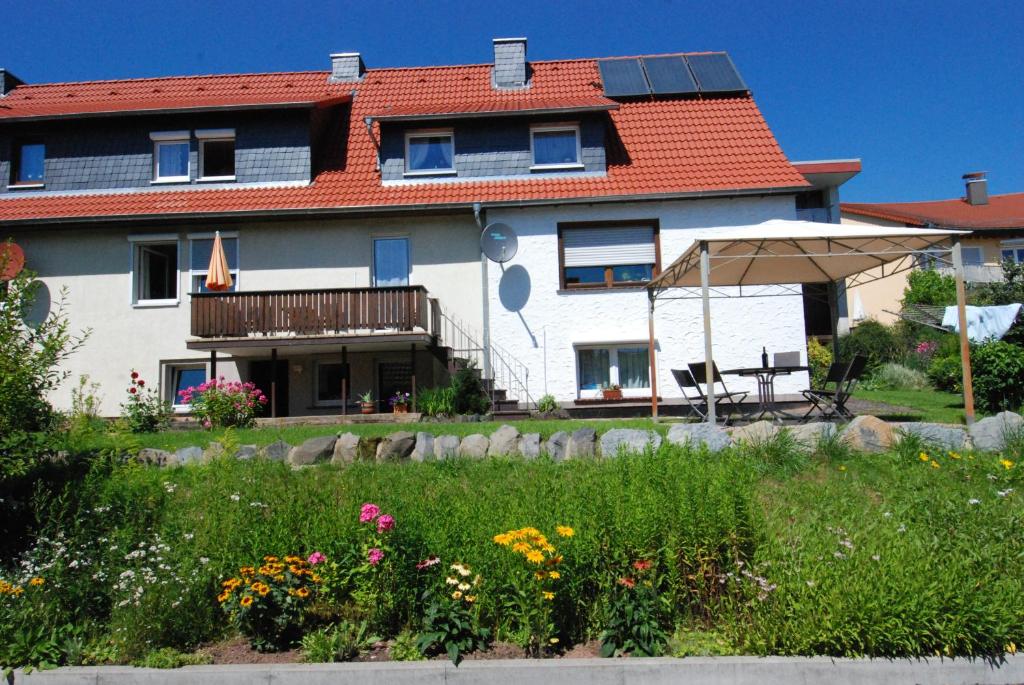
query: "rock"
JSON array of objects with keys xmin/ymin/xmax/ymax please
[
  {"xmin": 287, "ymin": 435, "xmax": 338, "ymax": 466},
  {"xmin": 357, "ymin": 436, "xmax": 382, "ymax": 462},
  {"xmin": 202, "ymin": 441, "xmax": 225, "ymax": 462},
  {"xmin": 174, "ymin": 446, "xmax": 203, "ymax": 464},
  {"xmin": 259, "ymin": 440, "xmax": 292, "ymax": 461},
  {"xmin": 519, "ymin": 433, "xmax": 542, "ymax": 459},
  {"xmin": 730, "ymin": 420, "xmax": 779, "ymax": 445},
  {"xmin": 969, "ymin": 411, "xmax": 1024, "ymax": 452},
  {"xmin": 566, "ymin": 428, "xmax": 597, "ymax": 459},
  {"xmin": 137, "ymin": 448, "xmax": 177, "ymax": 467},
  {"xmin": 894, "ymin": 423, "xmax": 968, "ymax": 451},
  {"xmin": 599, "ymin": 429, "xmax": 662, "ymax": 457},
  {"xmin": 489, "ymin": 425, "xmax": 522, "ymax": 456},
  {"xmin": 235, "ymin": 444, "xmax": 258, "ymax": 460},
  {"xmin": 841, "ymin": 415, "xmax": 894, "ymax": 453},
  {"xmin": 666, "ymin": 423, "xmax": 733, "ymax": 452},
  {"xmin": 376, "ymin": 431, "xmax": 416, "ymax": 462},
  {"xmin": 411, "ymin": 432, "xmax": 435, "ymax": 462},
  {"xmin": 544, "ymin": 431, "xmax": 569, "ymax": 461},
  {"xmin": 458, "ymin": 434, "xmax": 490, "ymax": 459},
  {"xmin": 434, "ymin": 435, "xmax": 461, "ymax": 460},
  {"xmin": 787, "ymin": 422, "xmax": 837, "ymax": 448},
  {"xmin": 331, "ymin": 433, "xmax": 360, "ymax": 465}
]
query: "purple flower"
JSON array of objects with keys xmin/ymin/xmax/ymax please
[
  {"xmin": 307, "ymin": 551, "xmax": 326, "ymax": 565},
  {"xmin": 359, "ymin": 503, "xmax": 381, "ymax": 523},
  {"xmin": 376, "ymin": 514, "xmax": 395, "ymax": 533},
  {"xmin": 368, "ymin": 548, "xmax": 384, "ymax": 566}
]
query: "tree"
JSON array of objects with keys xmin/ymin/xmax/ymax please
[
  {"xmin": 972, "ymin": 260, "xmax": 1024, "ymax": 347},
  {"xmin": 901, "ymin": 268, "xmax": 956, "ymax": 307}
]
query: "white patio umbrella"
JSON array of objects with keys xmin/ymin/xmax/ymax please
[{"xmin": 645, "ymin": 219, "xmax": 974, "ymax": 423}]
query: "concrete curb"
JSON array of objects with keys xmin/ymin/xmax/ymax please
[{"xmin": 12, "ymin": 655, "xmax": 1024, "ymax": 685}]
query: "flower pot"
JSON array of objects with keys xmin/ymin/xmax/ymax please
[
  {"xmin": 360, "ymin": 401, "xmax": 376, "ymax": 414},
  {"xmin": 393, "ymin": 403, "xmax": 408, "ymax": 414},
  {"xmin": 602, "ymin": 389, "xmax": 623, "ymax": 400}
]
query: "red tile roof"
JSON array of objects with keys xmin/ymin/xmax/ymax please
[
  {"xmin": 842, "ymin": 192, "xmax": 1024, "ymax": 230},
  {"xmin": 0, "ymin": 56, "xmax": 809, "ymax": 224},
  {"xmin": 368, "ymin": 95, "xmax": 618, "ymax": 120}
]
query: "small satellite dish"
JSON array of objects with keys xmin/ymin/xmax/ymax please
[
  {"xmin": 0, "ymin": 242, "xmax": 25, "ymax": 281},
  {"xmin": 481, "ymin": 223, "xmax": 518, "ymax": 263}
]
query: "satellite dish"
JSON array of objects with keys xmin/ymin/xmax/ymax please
[
  {"xmin": 0, "ymin": 242, "xmax": 25, "ymax": 281},
  {"xmin": 481, "ymin": 223, "xmax": 518, "ymax": 263}
]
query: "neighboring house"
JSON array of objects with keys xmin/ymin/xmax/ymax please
[
  {"xmin": 0, "ymin": 38, "xmax": 855, "ymax": 417},
  {"xmin": 840, "ymin": 173, "xmax": 1024, "ymax": 328}
]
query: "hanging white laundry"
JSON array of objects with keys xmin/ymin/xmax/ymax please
[
  {"xmin": 852, "ymin": 292, "xmax": 866, "ymax": 321},
  {"xmin": 942, "ymin": 303, "xmax": 1022, "ymax": 342}
]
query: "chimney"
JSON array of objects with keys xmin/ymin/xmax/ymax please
[
  {"xmin": 963, "ymin": 171, "xmax": 988, "ymax": 206},
  {"xmin": 0, "ymin": 68, "xmax": 25, "ymax": 96},
  {"xmin": 492, "ymin": 37, "xmax": 528, "ymax": 89},
  {"xmin": 328, "ymin": 53, "xmax": 365, "ymax": 83}
]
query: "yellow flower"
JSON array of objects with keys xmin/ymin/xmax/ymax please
[
  {"xmin": 548, "ymin": 571, "xmax": 561, "ymax": 580},
  {"xmin": 542, "ymin": 544, "xmax": 556, "ymax": 554},
  {"xmin": 949, "ymin": 451, "xmax": 962, "ymax": 460},
  {"xmin": 535, "ymin": 571, "xmax": 547, "ymax": 581},
  {"xmin": 240, "ymin": 595, "xmax": 254, "ymax": 607},
  {"xmin": 549, "ymin": 638, "xmax": 559, "ymax": 644},
  {"xmin": 284, "ymin": 555, "xmax": 303, "ymax": 564},
  {"xmin": 12, "ymin": 587, "xmax": 24, "ymax": 597},
  {"xmin": 217, "ymin": 591, "xmax": 230, "ymax": 603},
  {"xmin": 240, "ymin": 566, "xmax": 255, "ymax": 576},
  {"xmin": 512, "ymin": 542, "xmax": 532, "ymax": 554},
  {"xmin": 1007, "ymin": 642, "xmax": 1017, "ymax": 655},
  {"xmin": 263, "ymin": 555, "xmax": 279, "ymax": 562},
  {"xmin": 930, "ymin": 460, "xmax": 940, "ymax": 469},
  {"xmin": 919, "ymin": 453, "xmax": 930, "ymax": 462},
  {"xmin": 526, "ymin": 550, "xmax": 545, "ymax": 564},
  {"xmin": 465, "ymin": 595, "xmax": 476, "ymax": 604},
  {"xmin": 257, "ymin": 585, "xmax": 270, "ymax": 596},
  {"xmin": 556, "ymin": 525, "xmax": 574, "ymax": 538},
  {"xmin": 543, "ymin": 591, "xmax": 555, "ymax": 600},
  {"xmin": 288, "ymin": 565, "xmax": 302, "ymax": 574},
  {"xmin": 452, "ymin": 590, "xmax": 463, "ymax": 600},
  {"xmin": 310, "ymin": 574, "xmax": 322, "ymax": 583},
  {"xmin": 29, "ymin": 577, "xmax": 45, "ymax": 587},
  {"xmin": 1001, "ymin": 459, "xmax": 1015, "ymax": 470},
  {"xmin": 296, "ymin": 587, "xmax": 310, "ymax": 598},
  {"xmin": 838, "ymin": 465, "xmax": 847, "ymax": 472},
  {"xmin": 274, "ymin": 575, "xmax": 285, "ymax": 583},
  {"xmin": 493, "ymin": 533, "xmax": 513, "ymax": 546}
]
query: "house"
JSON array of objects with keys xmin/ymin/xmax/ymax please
[
  {"xmin": 840, "ymin": 173, "xmax": 1023, "ymax": 328},
  {"xmin": 0, "ymin": 38, "xmax": 857, "ymax": 418}
]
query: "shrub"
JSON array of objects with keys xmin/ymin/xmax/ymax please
[
  {"xmin": 180, "ymin": 378, "xmax": 268, "ymax": 429},
  {"xmin": 67, "ymin": 375, "xmax": 105, "ymax": 436},
  {"xmin": 901, "ymin": 268, "xmax": 956, "ymax": 307},
  {"xmin": 300, "ymin": 620, "xmax": 380, "ymax": 662},
  {"xmin": 416, "ymin": 561, "xmax": 489, "ymax": 665},
  {"xmin": 390, "ymin": 630, "xmax": 426, "ymax": 661},
  {"xmin": 864, "ymin": 363, "xmax": 930, "ymax": 391},
  {"xmin": 131, "ymin": 647, "xmax": 211, "ymax": 669},
  {"xmin": 928, "ymin": 354, "xmax": 963, "ymax": 393},
  {"xmin": 971, "ymin": 341, "xmax": 1024, "ymax": 412},
  {"xmin": 806, "ymin": 338, "xmax": 832, "ymax": 388},
  {"xmin": 535, "ymin": 394, "xmax": 558, "ymax": 413},
  {"xmin": 120, "ymin": 370, "xmax": 172, "ymax": 433},
  {"xmin": 599, "ymin": 559, "xmax": 667, "ymax": 657},
  {"xmin": 837, "ymin": 320, "xmax": 903, "ymax": 371},
  {"xmin": 450, "ymin": 363, "xmax": 490, "ymax": 415}
]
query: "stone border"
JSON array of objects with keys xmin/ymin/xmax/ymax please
[{"xmin": 13, "ymin": 655, "xmax": 1024, "ymax": 685}]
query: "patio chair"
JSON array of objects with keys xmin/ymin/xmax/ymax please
[
  {"xmin": 773, "ymin": 351, "xmax": 801, "ymax": 367},
  {"xmin": 687, "ymin": 362, "xmax": 749, "ymax": 424},
  {"xmin": 801, "ymin": 355, "xmax": 868, "ymax": 421},
  {"xmin": 671, "ymin": 368, "xmax": 711, "ymax": 420}
]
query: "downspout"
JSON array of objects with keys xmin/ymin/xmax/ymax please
[
  {"xmin": 474, "ymin": 203, "xmax": 493, "ymax": 388},
  {"xmin": 363, "ymin": 116, "xmax": 381, "ymax": 172}
]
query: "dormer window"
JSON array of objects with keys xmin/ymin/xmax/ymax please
[
  {"xmin": 196, "ymin": 129, "xmax": 236, "ymax": 181},
  {"xmin": 150, "ymin": 131, "xmax": 190, "ymax": 183},
  {"xmin": 531, "ymin": 124, "xmax": 582, "ymax": 171},
  {"xmin": 10, "ymin": 141, "xmax": 45, "ymax": 187},
  {"xmin": 405, "ymin": 130, "xmax": 455, "ymax": 175}
]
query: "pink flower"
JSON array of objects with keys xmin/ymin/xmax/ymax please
[
  {"xmin": 368, "ymin": 548, "xmax": 385, "ymax": 566},
  {"xmin": 376, "ymin": 514, "xmax": 395, "ymax": 533},
  {"xmin": 259, "ymin": 395, "xmax": 268, "ymax": 403},
  {"xmin": 307, "ymin": 551, "xmax": 326, "ymax": 565},
  {"xmin": 203, "ymin": 419, "xmax": 212, "ymax": 429},
  {"xmin": 359, "ymin": 503, "xmax": 380, "ymax": 523},
  {"xmin": 416, "ymin": 555, "xmax": 440, "ymax": 570}
]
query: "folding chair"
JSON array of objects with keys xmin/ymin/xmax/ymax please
[
  {"xmin": 687, "ymin": 362, "xmax": 749, "ymax": 424},
  {"xmin": 801, "ymin": 355, "xmax": 867, "ymax": 421},
  {"xmin": 773, "ymin": 351, "xmax": 801, "ymax": 367},
  {"xmin": 671, "ymin": 368, "xmax": 710, "ymax": 420}
]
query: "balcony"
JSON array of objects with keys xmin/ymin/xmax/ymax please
[
  {"xmin": 935, "ymin": 264, "xmax": 1005, "ymax": 283},
  {"xmin": 189, "ymin": 286, "xmax": 435, "ymax": 346}
]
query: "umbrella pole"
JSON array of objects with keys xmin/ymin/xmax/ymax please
[
  {"xmin": 952, "ymin": 239, "xmax": 976, "ymax": 424},
  {"xmin": 700, "ymin": 241, "xmax": 716, "ymax": 424},
  {"xmin": 648, "ymin": 291, "xmax": 658, "ymax": 419}
]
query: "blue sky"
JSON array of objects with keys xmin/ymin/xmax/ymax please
[{"xmin": 2, "ymin": 0, "xmax": 1022, "ymax": 202}]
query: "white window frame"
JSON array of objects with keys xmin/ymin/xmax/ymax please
[
  {"xmin": 372, "ymin": 234, "xmax": 412, "ymax": 287},
  {"xmin": 164, "ymin": 361, "xmax": 209, "ymax": 412},
  {"xmin": 960, "ymin": 246, "xmax": 984, "ymax": 266},
  {"xmin": 128, "ymin": 233, "xmax": 181, "ymax": 307},
  {"xmin": 403, "ymin": 129, "xmax": 456, "ymax": 176},
  {"xmin": 187, "ymin": 231, "xmax": 240, "ymax": 294},
  {"xmin": 196, "ymin": 129, "xmax": 237, "ymax": 182},
  {"xmin": 530, "ymin": 123, "xmax": 583, "ymax": 171},
  {"xmin": 150, "ymin": 131, "xmax": 190, "ymax": 183},
  {"xmin": 574, "ymin": 343, "xmax": 651, "ymax": 399},
  {"xmin": 1001, "ymin": 240, "xmax": 1024, "ymax": 264},
  {"xmin": 313, "ymin": 359, "xmax": 347, "ymax": 407}
]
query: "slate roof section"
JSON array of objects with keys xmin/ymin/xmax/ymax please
[
  {"xmin": 0, "ymin": 56, "xmax": 809, "ymax": 224},
  {"xmin": 842, "ymin": 193, "xmax": 1024, "ymax": 230}
]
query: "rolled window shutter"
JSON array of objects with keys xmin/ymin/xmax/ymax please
[{"xmin": 563, "ymin": 227, "xmax": 655, "ymax": 267}]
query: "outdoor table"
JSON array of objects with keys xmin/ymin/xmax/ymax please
[{"xmin": 721, "ymin": 365, "xmax": 810, "ymax": 421}]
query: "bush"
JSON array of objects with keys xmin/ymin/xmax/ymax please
[
  {"xmin": 901, "ymin": 268, "xmax": 956, "ymax": 307},
  {"xmin": 535, "ymin": 394, "xmax": 558, "ymax": 413},
  {"xmin": 864, "ymin": 363, "xmax": 930, "ymax": 391},
  {"xmin": 971, "ymin": 341, "xmax": 1024, "ymax": 412},
  {"xmin": 837, "ymin": 320, "xmax": 903, "ymax": 371},
  {"xmin": 928, "ymin": 354, "xmax": 963, "ymax": 393},
  {"xmin": 806, "ymin": 338, "xmax": 832, "ymax": 388},
  {"xmin": 119, "ymin": 370, "xmax": 172, "ymax": 433},
  {"xmin": 450, "ymin": 363, "xmax": 490, "ymax": 415},
  {"xmin": 180, "ymin": 378, "xmax": 268, "ymax": 429}
]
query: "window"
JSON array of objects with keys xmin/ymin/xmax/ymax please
[
  {"xmin": 189, "ymin": 234, "xmax": 239, "ymax": 293},
  {"xmin": 10, "ymin": 141, "xmax": 45, "ymax": 186},
  {"xmin": 559, "ymin": 221, "xmax": 659, "ymax": 289},
  {"xmin": 531, "ymin": 125, "xmax": 581, "ymax": 169},
  {"xmin": 1001, "ymin": 243, "xmax": 1024, "ymax": 265},
  {"xmin": 131, "ymin": 237, "xmax": 179, "ymax": 304},
  {"xmin": 576, "ymin": 345, "xmax": 650, "ymax": 394},
  {"xmin": 196, "ymin": 129, "xmax": 236, "ymax": 180},
  {"xmin": 961, "ymin": 246, "xmax": 983, "ymax": 266},
  {"xmin": 151, "ymin": 131, "xmax": 190, "ymax": 182},
  {"xmin": 315, "ymin": 361, "xmax": 349, "ymax": 406},
  {"xmin": 169, "ymin": 365, "xmax": 207, "ymax": 408},
  {"xmin": 373, "ymin": 237, "xmax": 410, "ymax": 287},
  {"xmin": 404, "ymin": 130, "xmax": 454, "ymax": 174}
]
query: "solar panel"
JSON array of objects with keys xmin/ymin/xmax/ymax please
[
  {"xmin": 598, "ymin": 58, "xmax": 650, "ymax": 97},
  {"xmin": 685, "ymin": 53, "xmax": 748, "ymax": 93},
  {"xmin": 641, "ymin": 56, "xmax": 698, "ymax": 95}
]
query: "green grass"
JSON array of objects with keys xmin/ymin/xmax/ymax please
[{"xmin": 852, "ymin": 388, "xmax": 967, "ymax": 424}]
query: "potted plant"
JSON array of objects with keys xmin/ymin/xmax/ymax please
[
  {"xmin": 601, "ymin": 383, "xmax": 623, "ymax": 400},
  {"xmin": 358, "ymin": 391, "xmax": 375, "ymax": 414},
  {"xmin": 389, "ymin": 391, "xmax": 411, "ymax": 414}
]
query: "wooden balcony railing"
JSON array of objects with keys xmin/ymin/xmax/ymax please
[{"xmin": 190, "ymin": 286, "xmax": 430, "ymax": 338}]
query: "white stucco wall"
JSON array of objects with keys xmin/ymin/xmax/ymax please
[
  {"xmin": 8, "ymin": 214, "xmax": 481, "ymax": 416},
  {"xmin": 485, "ymin": 196, "xmax": 810, "ymax": 403}
]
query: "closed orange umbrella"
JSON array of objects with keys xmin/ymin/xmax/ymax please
[{"xmin": 205, "ymin": 231, "xmax": 234, "ymax": 292}]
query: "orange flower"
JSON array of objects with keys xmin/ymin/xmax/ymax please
[
  {"xmin": 240, "ymin": 595, "xmax": 254, "ymax": 607},
  {"xmin": 296, "ymin": 587, "xmax": 310, "ymax": 598}
]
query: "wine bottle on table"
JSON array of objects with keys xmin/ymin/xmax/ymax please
[{"xmin": 761, "ymin": 346, "xmax": 769, "ymax": 369}]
